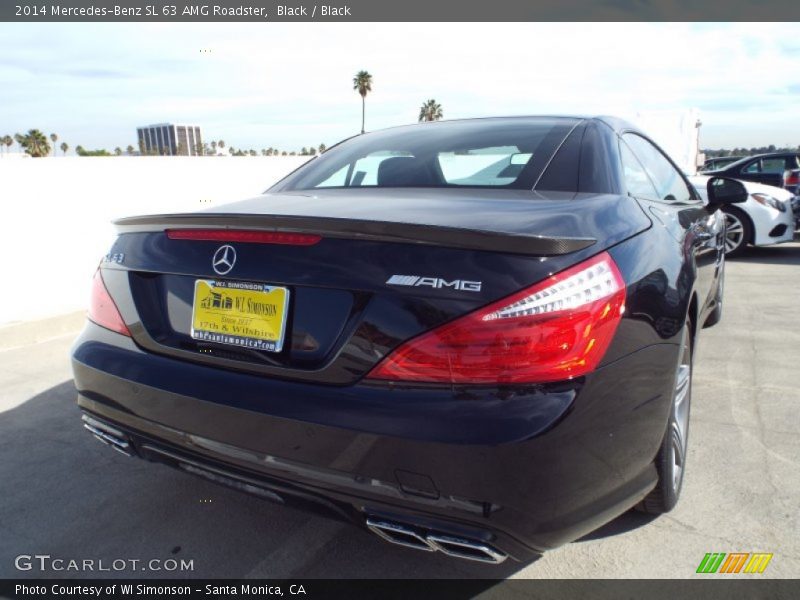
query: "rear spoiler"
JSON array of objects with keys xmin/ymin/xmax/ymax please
[{"xmin": 114, "ymin": 213, "xmax": 596, "ymax": 257}]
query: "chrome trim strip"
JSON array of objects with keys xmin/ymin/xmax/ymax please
[
  {"xmin": 426, "ymin": 533, "xmax": 507, "ymax": 564},
  {"xmin": 365, "ymin": 518, "xmax": 435, "ymax": 552}
]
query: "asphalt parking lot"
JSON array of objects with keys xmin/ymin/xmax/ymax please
[{"xmin": 1, "ymin": 243, "xmax": 798, "ymax": 581}]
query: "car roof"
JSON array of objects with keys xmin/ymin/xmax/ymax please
[
  {"xmin": 365, "ymin": 115, "xmax": 644, "ymax": 136},
  {"xmin": 711, "ymin": 152, "xmax": 798, "ymax": 172},
  {"xmin": 740, "ymin": 151, "xmax": 798, "ymax": 159}
]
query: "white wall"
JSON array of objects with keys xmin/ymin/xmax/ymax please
[{"xmin": 0, "ymin": 156, "xmax": 308, "ymax": 325}]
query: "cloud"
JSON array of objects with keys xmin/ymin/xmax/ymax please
[
  {"xmin": 66, "ymin": 68, "xmax": 130, "ymax": 78},
  {"xmin": 0, "ymin": 22, "xmax": 797, "ymax": 149}
]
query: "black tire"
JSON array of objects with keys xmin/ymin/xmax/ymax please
[
  {"xmin": 721, "ymin": 206, "xmax": 752, "ymax": 257},
  {"xmin": 637, "ymin": 320, "xmax": 693, "ymax": 514}
]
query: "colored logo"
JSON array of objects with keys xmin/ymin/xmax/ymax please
[{"xmin": 696, "ymin": 552, "xmax": 773, "ymax": 574}]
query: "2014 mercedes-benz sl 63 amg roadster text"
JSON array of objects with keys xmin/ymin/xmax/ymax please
[{"xmin": 72, "ymin": 116, "xmax": 748, "ymax": 564}]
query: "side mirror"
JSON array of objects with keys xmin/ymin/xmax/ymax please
[{"xmin": 706, "ymin": 177, "xmax": 748, "ymax": 210}]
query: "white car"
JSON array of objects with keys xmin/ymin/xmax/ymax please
[{"xmin": 689, "ymin": 175, "xmax": 795, "ymax": 256}]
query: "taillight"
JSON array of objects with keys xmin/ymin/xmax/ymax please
[
  {"xmin": 88, "ymin": 269, "xmax": 131, "ymax": 336},
  {"xmin": 166, "ymin": 229, "xmax": 321, "ymax": 246},
  {"xmin": 784, "ymin": 171, "xmax": 799, "ymax": 186},
  {"xmin": 366, "ymin": 252, "xmax": 626, "ymax": 385}
]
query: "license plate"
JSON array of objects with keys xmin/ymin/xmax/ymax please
[{"xmin": 191, "ymin": 280, "xmax": 289, "ymax": 352}]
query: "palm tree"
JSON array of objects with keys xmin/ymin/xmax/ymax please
[
  {"xmin": 211, "ymin": 140, "xmax": 217, "ymax": 155},
  {"xmin": 18, "ymin": 129, "xmax": 51, "ymax": 157},
  {"xmin": 60, "ymin": 142, "xmax": 69, "ymax": 156},
  {"xmin": 318, "ymin": 143, "xmax": 327, "ymax": 154},
  {"xmin": 218, "ymin": 140, "xmax": 225, "ymax": 152},
  {"xmin": 418, "ymin": 99, "xmax": 443, "ymax": 122},
  {"xmin": 353, "ymin": 70, "xmax": 373, "ymax": 134},
  {"xmin": 50, "ymin": 133, "xmax": 58, "ymax": 156},
  {"xmin": 75, "ymin": 145, "xmax": 84, "ymax": 156},
  {"xmin": 126, "ymin": 145, "xmax": 134, "ymax": 155},
  {"xmin": 114, "ymin": 147, "xmax": 122, "ymax": 156},
  {"xmin": 0, "ymin": 135, "xmax": 10, "ymax": 157}
]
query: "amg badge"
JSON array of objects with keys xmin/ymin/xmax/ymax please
[{"xmin": 386, "ymin": 275, "xmax": 482, "ymax": 292}]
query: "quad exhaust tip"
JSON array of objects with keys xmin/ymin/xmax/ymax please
[
  {"xmin": 366, "ymin": 518, "xmax": 507, "ymax": 564},
  {"xmin": 82, "ymin": 415, "xmax": 134, "ymax": 457}
]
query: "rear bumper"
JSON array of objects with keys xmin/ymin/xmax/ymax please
[{"xmin": 72, "ymin": 321, "xmax": 680, "ymax": 561}]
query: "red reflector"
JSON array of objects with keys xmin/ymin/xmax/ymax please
[
  {"xmin": 366, "ymin": 252, "xmax": 626, "ymax": 385},
  {"xmin": 166, "ymin": 229, "xmax": 321, "ymax": 246},
  {"xmin": 784, "ymin": 172, "xmax": 799, "ymax": 185},
  {"xmin": 88, "ymin": 269, "xmax": 131, "ymax": 336}
]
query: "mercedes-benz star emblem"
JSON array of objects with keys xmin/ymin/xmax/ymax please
[{"xmin": 212, "ymin": 245, "xmax": 236, "ymax": 275}]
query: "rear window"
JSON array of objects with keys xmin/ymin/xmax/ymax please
[{"xmin": 273, "ymin": 118, "xmax": 580, "ymax": 191}]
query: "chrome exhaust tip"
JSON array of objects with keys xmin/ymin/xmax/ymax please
[
  {"xmin": 365, "ymin": 518, "xmax": 435, "ymax": 552},
  {"xmin": 426, "ymin": 533, "xmax": 507, "ymax": 564},
  {"xmin": 366, "ymin": 517, "xmax": 507, "ymax": 563},
  {"xmin": 82, "ymin": 415, "xmax": 134, "ymax": 457}
]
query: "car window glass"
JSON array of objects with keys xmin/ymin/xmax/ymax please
[
  {"xmin": 743, "ymin": 160, "xmax": 760, "ymax": 174},
  {"xmin": 619, "ymin": 141, "xmax": 658, "ymax": 199},
  {"xmin": 276, "ymin": 117, "xmax": 580, "ymax": 191},
  {"xmin": 437, "ymin": 147, "xmax": 531, "ymax": 186},
  {"xmin": 623, "ymin": 134, "xmax": 693, "ymax": 203},
  {"xmin": 761, "ymin": 157, "xmax": 786, "ymax": 174},
  {"xmin": 316, "ymin": 151, "xmax": 416, "ymax": 187},
  {"xmin": 316, "ymin": 165, "xmax": 349, "ymax": 187},
  {"xmin": 349, "ymin": 151, "xmax": 415, "ymax": 186}
]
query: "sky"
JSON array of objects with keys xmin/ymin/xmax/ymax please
[{"xmin": 1, "ymin": 22, "xmax": 799, "ymax": 153}]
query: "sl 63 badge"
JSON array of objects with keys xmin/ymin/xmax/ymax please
[{"xmin": 103, "ymin": 253, "xmax": 125, "ymax": 265}]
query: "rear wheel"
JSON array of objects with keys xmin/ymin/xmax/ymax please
[
  {"xmin": 637, "ymin": 320, "xmax": 692, "ymax": 514},
  {"xmin": 722, "ymin": 207, "xmax": 752, "ymax": 257}
]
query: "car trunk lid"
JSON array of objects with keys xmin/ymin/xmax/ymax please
[{"xmin": 102, "ymin": 189, "xmax": 650, "ymax": 385}]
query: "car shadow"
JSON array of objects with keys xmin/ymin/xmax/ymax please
[
  {"xmin": 728, "ymin": 241, "xmax": 800, "ymax": 266},
  {"xmin": 576, "ymin": 510, "xmax": 657, "ymax": 542},
  {"xmin": 0, "ymin": 381, "xmax": 538, "ymax": 581}
]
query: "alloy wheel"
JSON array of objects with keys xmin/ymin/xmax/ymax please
[
  {"xmin": 723, "ymin": 212, "xmax": 745, "ymax": 254},
  {"xmin": 669, "ymin": 337, "xmax": 692, "ymax": 494}
]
